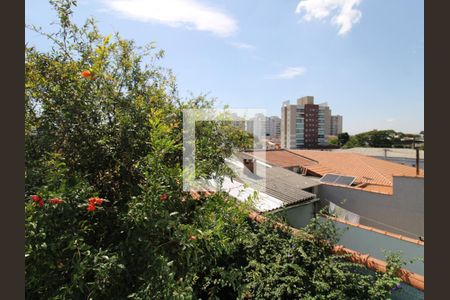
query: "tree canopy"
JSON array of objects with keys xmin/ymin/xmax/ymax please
[{"xmin": 342, "ymin": 130, "xmax": 422, "ymax": 149}]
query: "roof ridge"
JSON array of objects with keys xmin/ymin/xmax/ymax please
[{"xmin": 285, "ymin": 150, "xmax": 319, "ymax": 164}]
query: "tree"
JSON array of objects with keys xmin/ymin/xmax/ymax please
[
  {"xmin": 342, "ymin": 130, "xmax": 398, "ymax": 148},
  {"xmin": 337, "ymin": 132, "xmax": 350, "ymax": 146},
  {"xmin": 328, "ymin": 136, "xmax": 339, "ymax": 146},
  {"xmin": 25, "ymin": 1, "xmax": 403, "ymax": 299}
]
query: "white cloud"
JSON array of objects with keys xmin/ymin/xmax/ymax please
[
  {"xmin": 273, "ymin": 67, "xmax": 306, "ymax": 79},
  {"xmin": 105, "ymin": 0, "xmax": 238, "ymax": 37},
  {"xmin": 230, "ymin": 42, "xmax": 255, "ymax": 50},
  {"xmin": 295, "ymin": 0, "xmax": 362, "ymax": 35}
]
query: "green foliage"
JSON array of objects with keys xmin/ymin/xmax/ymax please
[
  {"xmin": 328, "ymin": 136, "xmax": 339, "ymax": 146},
  {"xmin": 25, "ymin": 1, "xmax": 403, "ymax": 299},
  {"xmin": 337, "ymin": 132, "xmax": 350, "ymax": 147},
  {"xmin": 342, "ymin": 130, "xmax": 424, "ymax": 149},
  {"xmin": 343, "ymin": 130, "xmax": 396, "ymax": 148}
]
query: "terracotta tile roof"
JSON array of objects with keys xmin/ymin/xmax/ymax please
[
  {"xmin": 243, "ymin": 150, "xmax": 424, "ymax": 195},
  {"xmin": 289, "ymin": 150, "xmax": 423, "ymax": 188}
]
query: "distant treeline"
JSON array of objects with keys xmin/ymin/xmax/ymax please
[{"xmin": 329, "ymin": 130, "xmax": 424, "ymax": 149}]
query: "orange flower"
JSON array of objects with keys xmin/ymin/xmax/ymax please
[
  {"xmin": 88, "ymin": 197, "xmax": 104, "ymax": 206},
  {"xmin": 81, "ymin": 70, "xmax": 91, "ymax": 78},
  {"xmin": 189, "ymin": 235, "xmax": 197, "ymax": 241},
  {"xmin": 87, "ymin": 204, "xmax": 96, "ymax": 212},
  {"xmin": 49, "ymin": 198, "xmax": 64, "ymax": 204}
]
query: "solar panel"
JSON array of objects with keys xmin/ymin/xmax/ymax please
[
  {"xmin": 334, "ymin": 176, "xmax": 356, "ymax": 186},
  {"xmin": 320, "ymin": 174, "xmax": 340, "ymax": 183},
  {"xmin": 320, "ymin": 174, "xmax": 356, "ymax": 186}
]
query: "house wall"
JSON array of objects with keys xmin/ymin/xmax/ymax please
[
  {"xmin": 317, "ymin": 176, "xmax": 424, "ymax": 239},
  {"xmin": 273, "ymin": 202, "xmax": 317, "ymax": 228},
  {"xmin": 324, "ymin": 217, "xmax": 424, "ymax": 275}
]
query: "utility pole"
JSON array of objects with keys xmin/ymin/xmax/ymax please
[{"xmin": 416, "ymin": 147, "xmax": 420, "ymax": 175}]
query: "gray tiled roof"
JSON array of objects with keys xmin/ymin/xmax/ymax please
[{"xmin": 237, "ymin": 167, "xmax": 319, "ymax": 207}]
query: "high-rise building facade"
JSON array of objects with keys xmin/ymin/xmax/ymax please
[
  {"xmin": 330, "ymin": 115, "xmax": 343, "ymax": 136},
  {"xmin": 245, "ymin": 114, "xmax": 281, "ymax": 141},
  {"xmin": 281, "ymin": 96, "xmax": 339, "ymax": 149},
  {"xmin": 266, "ymin": 116, "xmax": 281, "ymax": 140},
  {"xmin": 281, "ymin": 96, "xmax": 327, "ymax": 149}
]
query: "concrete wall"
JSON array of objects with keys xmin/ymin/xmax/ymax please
[
  {"xmin": 325, "ymin": 218, "xmax": 424, "ymax": 275},
  {"xmin": 273, "ymin": 202, "xmax": 316, "ymax": 228},
  {"xmin": 317, "ymin": 176, "xmax": 424, "ymax": 239}
]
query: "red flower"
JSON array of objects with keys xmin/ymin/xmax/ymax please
[
  {"xmin": 81, "ymin": 70, "xmax": 91, "ymax": 78},
  {"xmin": 87, "ymin": 204, "xmax": 96, "ymax": 212},
  {"xmin": 189, "ymin": 235, "xmax": 197, "ymax": 241},
  {"xmin": 31, "ymin": 195, "xmax": 42, "ymax": 202},
  {"xmin": 49, "ymin": 198, "xmax": 63, "ymax": 204},
  {"xmin": 89, "ymin": 197, "xmax": 104, "ymax": 205},
  {"xmin": 160, "ymin": 193, "xmax": 169, "ymax": 202},
  {"xmin": 38, "ymin": 200, "xmax": 45, "ymax": 207}
]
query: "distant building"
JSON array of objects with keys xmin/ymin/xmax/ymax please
[
  {"xmin": 245, "ymin": 114, "xmax": 281, "ymax": 142},
  {"xmin": 330, "ymin": 115, "xmax": 343, "ymax": 136},
  {"xmin": 266, "ymin": 116, "xmax": 281, "ymax": 140},
  {"xmin": 281, "ymin": 96, "xmax": 336, "ymax": 149},
  {"xmin": 229, "ymin": 113, "xmax": 246, "ymax": 130}
]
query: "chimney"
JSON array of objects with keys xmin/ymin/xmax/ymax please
[{"xmin": 243, "ymin": 158, "xmax": 255, "ymax": 175}]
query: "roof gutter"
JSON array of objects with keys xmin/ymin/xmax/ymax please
[{"xmin": 264, "ymin": 197, "xmax": 320, "ymax": 214}]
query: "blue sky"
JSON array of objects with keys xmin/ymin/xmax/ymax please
[{"xmin": 26, "ymin": 0, "xmax": 424, "ymax": 134}]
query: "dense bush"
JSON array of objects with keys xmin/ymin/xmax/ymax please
[{"xmin": 25, "ymin": 1, "xmax": 402, "ymax": 299}]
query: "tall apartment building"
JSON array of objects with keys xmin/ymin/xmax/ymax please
[
  {"xmin": 322, "ymin": 105, "xmax": 332, "ymax": 137},
  {"xmin": 266, "ymin": 116, "xmax": 281, "ymax": 140},
  {"xmin": 281, "ymin": 96, "xmax": 327, "ymax": 149},
  {"xmin": 330, "ymin": 115, "xmax": 343, "ymax": 136},
  {"xmin": 281, "ymin": 96, "xmax": 342, "ymax": 149},
  {"xmin": 245, "ymin": 114, "xmax": 281, "ymax": 141}
]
